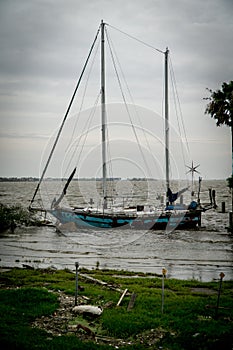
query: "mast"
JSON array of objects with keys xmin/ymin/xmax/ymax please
[
  {"xmin": 101, "ymin": 20, "xmax": 107, "ymax": 209},
  {"xmin": 165, "ymin": 47, "xmax": 170, "ymax": 196}
]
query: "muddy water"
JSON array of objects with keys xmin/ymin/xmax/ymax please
[{"xmin": 0, "ymin": 180, "xmax": 232, "ymax": 281}]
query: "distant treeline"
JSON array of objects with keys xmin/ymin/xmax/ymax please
[
  {"xmin": 0, "ymin": 177, "xmax": 39, "ymax": 182},
  {"xmin": 0, "ymin": 177, "xmax": 157, "ymax": 182}
]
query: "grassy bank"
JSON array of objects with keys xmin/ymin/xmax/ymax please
[{"xmin": 0, "ymin": 267, "xmax": 232, "ymax": 349}]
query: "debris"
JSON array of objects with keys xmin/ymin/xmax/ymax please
[
  {"xmin": 127, "ymin": 293, "xmax": 137, "ymax": 311},
  {"xmin": 95, "ymin": 335, "xmax": 125, "ymax": 345},
  {"xmin": 79, "ymin": 273, "xmax": 108, "ymax": 287},
  {"xmin": 103, "ymin": 301, "xmax": 114, "ymax": 308},
  {"xmin": 72, "ymin": 305, "xmax": 103, "ymax": 316},
  {"xmin": 77, "ymin": 323, "xmax": 95, "ymax": 338},
  {"xmin": 117, "ymin": 288, "xmax": 128, "ymax": 306},
  {"xmin": 80, "ymin": 273, "xmax": 124, "ymax": 293},
  {"xmin": 22, "ymin": 264, "xmax": 34, "ymax": 270},
  {"xmin": 205, "ymin": 305, "xmax": 230, "ymax": 310}
]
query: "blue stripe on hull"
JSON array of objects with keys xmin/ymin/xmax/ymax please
[{"xmin": 49, "ymin": 208, "xmax": 200, "ymax": 230}]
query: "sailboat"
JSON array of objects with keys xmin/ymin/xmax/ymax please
[{"xmin": 30, "ymin": 20, "xmax": 202, "ymax": 230}]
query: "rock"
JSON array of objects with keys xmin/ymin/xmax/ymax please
[{"xmin": 103, "ymin": 301, "xmax": 114, "ymax": 308}]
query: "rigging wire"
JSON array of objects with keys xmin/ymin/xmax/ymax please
[
  {"xmin": 169, "ymin": 56, "xmax": 190, "ymax": 155},
  {"xmin": 105, "ymin": 27, "xmax": 154, "ymax": 179},
  {"xmin": 106, "ymin": 126, "xmax": 115, "ymax": 204},
  {"xmin": 169, "ymin": 67, "xmax": 185, "ymax": 181},
  {"xmin": 168, "ymin": 55, "xmax": 191, "ymax": 183},
  {"xmin": 32, "ymin": 21, "xmax": 193, "ymax": 210},
  {"xmin": 30, "ymin": 27, "xmax": 100, "ymax": 208},
  {"xmin": 63, "ymin": 38, "xmax": 101, "ymax": 178},
  {"xmin": 105, "ymin": 106, "xmax": 115, "ymax": 203},
  {"xmin": 107, "ymin": 23, "xmax": 164, "ymax": 55},
  {"xmin": 107, "ymin": 21, "xmax": 168, "ymax": 183},
  {"xmin": 161, "ymin": 53, "xmax": 190, "ymax": 184},
  {"xmin": 76, "ymin": 92, "xmax": 101, "ymax": 168},
  {"xmin": 106, "ymin": 28, "xmax": 161, "ymax": 179},
  {"xmin": 64, "ymin": 91, "xmax": 101, "ymax": 179},
  {"xmin": 65, "ymin": 39, "xmax": 101, "ymax": 158}
]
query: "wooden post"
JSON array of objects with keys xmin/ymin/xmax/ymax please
[
  {"xmin": 75, "ymin": 262, "xmax": 79, "ymax": 306},
  {"xmin": 161, "ymin": 268, "xmax": 167, "ymax": 314},
  {"xmin": 221, "ymin": 202, "xmax": 225, "ymax": 213},
  {"xmin": 127, "ymin": 293, "xmax": 137, "ymax": 311},
  {"xmin": 229, "ymin": 212, "xmax": 233, "ymax": 232},
  {"xmin": 180, "ymin": 195, "xmax": 183, "ymax": 204},
  {"xmin": 212, "ymin": 189, "xmax": 217, "ymax": 209},
  {"xmin": 209, "ymin": 189, "xmax": 213, "ymax": 206},
  {"xmin": 215, "ymin": 272, "xmax": 225, "ymax": 319}
]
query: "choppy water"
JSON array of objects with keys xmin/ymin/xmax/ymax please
[{"xmin": 0, "ymin": 180, "xmax": 232, "ymax": 281}]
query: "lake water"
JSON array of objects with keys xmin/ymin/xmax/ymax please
[{"xmin": 0, "ymin": 180, "xmax": 232, "ymax": 282}]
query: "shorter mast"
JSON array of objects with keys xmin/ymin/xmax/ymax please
[
  {"xmin": 165, "ymin": 48, "xmax": 170, "ymax": 198},
  {"xmin": 101, "ymin": 20, "xmax": 107, "ymax": 209}
]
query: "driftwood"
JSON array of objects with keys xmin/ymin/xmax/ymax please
[
  {"xmin": 95, "ymin": 335, "xmax": 124, "ymax": 344},
  {"xmin": 77, "ymin": 323, "xmax": 95, "ymax": 338},
  {"xmin": 22, "ymin": 264, "xmax": 34, "ymax": 270},
  {"xmin": 80, "ymin": 273, "xmax": 107, "ymax": 286},
  {"xmin": 205, "ymin": 304, "xmax": 231, "ymax": 310},
  {"xmin": 127, "ymin": 293, "xmax": 137, "ymax": 311},
  {"xmin": 80, "ymin": 273, "xmax": 124, "ymax": 293},
  {"xmin": 117, "ymin": 289, "xmax": 128, "ymax": 306}
]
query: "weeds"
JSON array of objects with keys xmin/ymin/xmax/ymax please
[
  {"xmin": 0, "ymin": 268, "xmax": 232, "ymax": 349},
  {"xmin": 0, "ymin": 203, "xmax": 40, "ymax": 232}
]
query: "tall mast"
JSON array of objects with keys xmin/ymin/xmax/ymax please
[
  {"xmin": 101, "ymin": 20, "xmax": 107, "ymax": 209},
  {"xmin": 165, "ymin": 47, "xmax": 169, "ymax": 195}
]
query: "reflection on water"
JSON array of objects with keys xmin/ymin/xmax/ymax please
[{"xmin": 0, "ymin": 180, "xmax": 232, "ymax": 281}]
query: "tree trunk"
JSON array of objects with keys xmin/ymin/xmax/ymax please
[{"xmin": 230, "ymin": 122, "xmax": 233, "ymax": 233}]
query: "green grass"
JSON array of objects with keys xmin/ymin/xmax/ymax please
[
  {"xmin": 0, "ymin": 268, "xmax": 233, "ymax": 349},
  {"xmin": 0, "ymin": 287, "xmax": 58, "ymax": 349}
]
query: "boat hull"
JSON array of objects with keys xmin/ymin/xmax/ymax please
[{"xmin": 49, "ymin": 208, "xmax": 201, "ymax": 230}]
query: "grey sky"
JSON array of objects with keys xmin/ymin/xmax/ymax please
[{"xmin": 0, "ymin": 0, "xmax": 232, "ymax": 179}]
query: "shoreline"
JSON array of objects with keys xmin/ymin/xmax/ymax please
[
  {"xmin": 1, "ymin": 266, "xmax": 232, "ymax": 349},
  {"xmin": 1, "ymin": 265, "xmax": 232, "ymax": 282}
]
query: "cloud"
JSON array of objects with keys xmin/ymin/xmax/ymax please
[
  {"xmin": 0, "ymin": 132, "xmax": 49, "ymax": 140},
  {"xmin": 0, "ymin": 0, "xmax": 232, "ymax": 178}
]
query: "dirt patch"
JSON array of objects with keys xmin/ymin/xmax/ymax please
[
  {"xmin": 32, "ymin": 291, "xmax": 75, "ymax": 336},
  {"xmin": 31, "ymin": 290, "xmax": 167, "ymax": 347}
]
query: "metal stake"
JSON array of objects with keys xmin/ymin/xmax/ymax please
[
  {"xmin": 215, "ymin": 272, "xmax": 225, "ymax": 319},
  {"xmin": 161, "ymin": 268, "xmax": 167, "ymax": 314},
  {"xmin": 75, "ymin": 262, "xmax": 79, "ymax": 306}
]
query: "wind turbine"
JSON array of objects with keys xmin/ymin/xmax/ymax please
[{"xmin": 186, "ymin": 161, "xmax": 200, "ymax": 195}]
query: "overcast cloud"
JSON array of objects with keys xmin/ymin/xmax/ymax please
[{"xmin": 0, "ymin": 0, "xmax": 232, "ymax": 179}]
